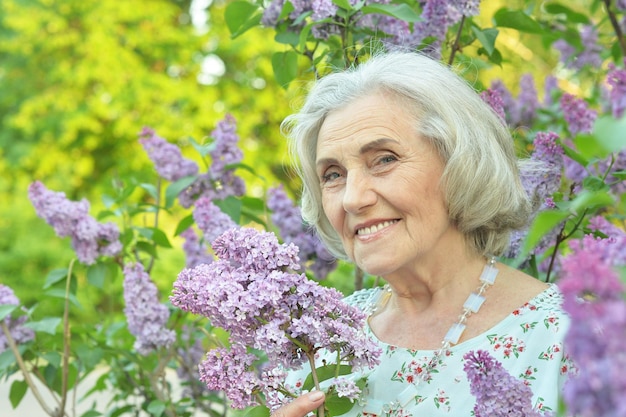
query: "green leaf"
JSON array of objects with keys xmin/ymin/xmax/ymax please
[
  {"xmin": 275, "ymin": 31, "xmax": 300, "ymax": 46},
  {"xmin": 544, "ymin": 3, "xmax": 590, "ymax": 24},
  {"xmin": 87, "ymin": 262, "xmax": 108, "ymax": 288},
  {"xmin": 242, "ymin": 405, "xmax": 270, "ymax": 417},
  {"xmin": 44, "ymin": 289, "xmax": 82, "ymax": 309},
  {"xmin": 0, "ymin": 349, "xmax": 17, "ymax": 371},
  {"xmin": 582, "ymin": 176, "xmax": 609, "ymax": 192},
  {"xmin": 272, "ymin": 50, "xmax": 299, "ymax": 89},
  {"xmin": 136, "ymin": 241, "xmax": 158, "ymax": 258},
  {"xmin": 174, "ymin": 214, "xmax": 195, "ymax": 236},
  {"xmin": 522, "ymin": 210, "xmax": 570, "ymax": 256},
  {"xmin": 165, "ymin": 175, "xmax": 197, "ymax": 208},
  {"xmin": 9, "ymin": 379, "xmax": 28, "ymax": 408},
  {"xmin": 135, "ymin": 227, "xmax": 172, "ymax": 248},
  {"xmin": 493, "ymin": 9, "xmax": 543, "ymax": 34},
  {"xmin": 569, "ymin": 190, "xmax": 615, "ymax": 214},
  {"xmin": 139, "ymin": 183, "xmax": 159, "ymax": 200},
  {"xmin": 81, "ymin": 411, "xmax": 103, "ymax": 417},
  {"xmin": 612, "ymin": 170, "xmax": 626, "ymax": 180},
  {"xmin": 332, "ymin": 0, "xmax": 352, "ymax": 11},
  {"xmin": 23, "ymin": 317, "xmax": 62, "ymax": 335},
  {"xmin": 325, "ymin": 391, "xmax": 356, "ymax": 416},
  {"xmin": 43, "ymin": 268, "xmax": 70, "ymax": 289},
  {"xmin": 147, "ymin": 400, "xmax": 166, "ymax": 417},
  {"xmin": 303, "ymin": 364, "xmax": 352, "ymax": 392},
  {"xmin": 561, "ymin": 140, "xmax": 589, "ymax": 167},
  {"xmin": 361, "ymin": 3, "xmax": 421, "ymax": 22},
  {"xmin": 188, "ymin": 136, "xmax": 216, "ymax": 157},
  {"xmin": 471, "ymin": 27, "xmax": 498, "ymax": 56},
  {"xmin": 591, "ymin": 115, "xmax": 626, "ymax": 155},
  {"xmin": 214, "ymin": 196, "xmax": 243, "ymax": 223},
  {"xmin": 225, "ymin": 1, "xmax": 261, "ymax": 37},
  {"xmin": 0, "ymin": 304, "xmax": 17, "ymax": 321}
]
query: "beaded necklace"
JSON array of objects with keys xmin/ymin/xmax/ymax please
[{"xmin": 360, "ymin": 257, "xmax": 499, "ymax": 416}]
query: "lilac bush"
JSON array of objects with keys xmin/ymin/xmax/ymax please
[
  {"xmin": 139, "ymin": 127, "xmax": 199, "ymax": 181},
  {"xmin": 0, "ymin": 284, "xmax": 34, "ymax": 353}
]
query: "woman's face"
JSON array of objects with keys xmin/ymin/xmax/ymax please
[{"xmin": 316, "ymin": 92, "xmax": 458, "ymax": 277}]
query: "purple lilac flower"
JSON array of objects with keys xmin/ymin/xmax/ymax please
[
  {"xmin": 506, "ymin": 132, "xmax": 564, "ymax": 261},
  {"xmin": 560, "ymin": 93, "xmax": 597, "ymax": 136},
  {"xmin": 463, "ymin": 350, "xmax": 547, "ymax": 417},
  {"xmin": 555, "ymin": 26, "xmax": 602, "ymax": 70},
  {"xmin": 480, "ymin": 88, "xmax": 506, "ymax": 123},
  {"xmin": 192, "ymin": 196, "xmax": 237, "ymax": 243},
  {"xmin": 0, "ymin": 285, "xmax": 35, "ymax": 353},
  {"xmin": 139, "ymin": 127, "xmax": 199, "ymax": 182},
  {"xmin": 489, "ymin": 80, "xmax": 516, "ymax": 126},
  {"xmin": 516, "ymin": 73, "xmax": 539, "ymax": 127},
  {"xmin": 179, "ymin": 115, "xmax": 246, "ymax": 208},
  {"xmin": 558, "ymin": 232, "xmax": 626, "ymax": 417},
  {"xmin": 171, "ymin": 227, "xmax": 381, "ymax": 408},
  {"xmin": 261, "ymin": 0, "xmax": 285, "ymax": 26},
  {"xmin": 606, "ymin": 61, "xmax": 626, "ymax": 118},
  {"xmin": 28, "ymin": 181, "xmax": 122, "ymax": 265},
  {"xmin": 123, "ymin": 262, "xmax": 175, "ymax": 355},
  {"xmin": 543, "ymin": 75, "xmax": 559, "ymax": 107},
  {"xmin": 618, "ymin": 0, "xmax": 626, "ymax": 10},
  {"xmin": 177, "ymin": 326, "xmax": 210, "ymax": 398},
  {"xmin": 267, "ymin": 185, "xmax": 337, "ymax": 279},
  {"xmin": 180, "ymin": 228, "xmax": 213, "ymax": 268}
]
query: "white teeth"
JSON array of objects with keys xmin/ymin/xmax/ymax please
[{"xmin": 357, "ymin": 220, "xmax": 396, "ymax": 236}]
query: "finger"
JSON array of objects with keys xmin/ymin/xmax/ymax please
[{"xmin": 272, "ymin": 391, "xmax": 326, "ymax": 417}]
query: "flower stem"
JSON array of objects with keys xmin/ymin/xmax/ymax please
[
  {"xmin": 59, "ymin": 259, "xmax": 75, "ymax": 417},
  {"xmin": 306, "ymin": 351, "xmax": 325, "ymax": 417}
]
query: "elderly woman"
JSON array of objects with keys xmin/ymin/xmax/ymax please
[{"xmin": 276, "ymin": 51, "xmax": 573, "ymax": 416}]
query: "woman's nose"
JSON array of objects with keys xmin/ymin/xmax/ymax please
[{"xmin": 342, "ymin": 171, "xmax": 377, "ymax": 213}]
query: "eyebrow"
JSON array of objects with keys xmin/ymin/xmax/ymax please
[{"xmin": 316, "ymin": 137, "xmax": 400, "ymax": 168}]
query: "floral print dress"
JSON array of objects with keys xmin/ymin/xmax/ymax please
[{"xmin": 285, "ymin": 285, "xmax": 575, "ymax": 416}]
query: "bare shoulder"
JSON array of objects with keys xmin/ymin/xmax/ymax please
[{"xmin": 493, "ymin": 262, "xmax": 550, "ymax": 307}]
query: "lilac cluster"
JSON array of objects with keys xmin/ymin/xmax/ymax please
[
  {"xmin": 463, "ymin": 350, "xmax": 548, "ymax": 417},
  {"xmin": 180, "ymin": 228, "xmax": 214, "ymax": 268},
  {"xmin": 480, "ymin": 88, "xmax": 506, "ymax": 122},
  {"xmin": 179, "ymin": 115, "xmax": 246, "ymax": 208},
  {"xmin": 176, "ymin": 326, "xmax": 210, "ymax": 398},
  {"xmin": 192, "ymin": 196, "xmax": 237, "ymax": 243},
  {"xmin": 28, "ymin": 181, "xmax": 122, "ymax": 265},
  {"xmin": 506, "ymin": 132, "xmax": 564, "ymax": 260},
  {"xmin": 139, "ymin": 127, "xmax": 199, "ymax": 182},
  {"xmin": 557, "ymin": 225, "xmax": 626, "ymax": 417},
  {"xmin": 267, "ymin": 185, "xmax": 337, "ymax": 279},
  {"xmin": 559, "ymin": 93, "xmax": 597, "ymax": 135},
  {"xmin": 170, "ymin": 227, "xmax": 381, "ymax": 410},
  {"xmin": 0, "ymin": 285, "xmax": 35, "ymax": 353},
  {"xmin": 487, "ymin": 76, "xmax": 539, "ymax": 128},
  {"xmin": 606, "ymin": 60, "xmax": 626, "ymax": 118},
  {"xmin": 123, "ymin": 262, "xmax": 175, "ymax": 355},
  {"xmin": 554, "ymin": 25, "xmax": 602, "ymax": 70}
]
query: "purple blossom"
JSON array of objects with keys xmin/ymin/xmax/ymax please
[
  {"xmin": 521, "ymin": 132, "xmax": 564, "ymax": 203},
  {"xmin": 560, "ymin": 93, "xmax": 597, "ymax": 135},
  {"xmin": 618, "ymin": 0, "xmax": 626, "ymax": 10},
  {"xmin": 543, "ymin": 75, "xmax": 559, "ymax": 107},
  {"xmin": 480, "ymin": 88, "xmax": 506, "ymax": 123},
  {"xmin": 139, "ymin": 127, "xmax": 199, "ymax": 182},
  {"xmin": 489, "ymin": 80, "xmax": 516, "ymax": 125},
  {"xmin": 28, "ymin": 181, "xmax": 122, "ymax": 265},
  {"xmin": 261, "ymin": 0, "xmax": 285, "ymax": 26},
  {"xmin": 606, "ymin": 61, "xmax": 626, "ymax": 118},
  {"xmin": 123, "ymin": 262, "xmax": 175, "ymax": 355},
  {"xmin": 555, "ymin": 26, "xmax": 602, "ymax": 70},
  {"xmin": 516, "ymin": 73, "xmax": 539, "ymax": 127},
  {"xmin": 267, "ymin": 186, "xmax": 337, "ymax": 279},
  {"xmin": 179, "ymin": 115, "xmax": 246, "ymax": 208},
  {"xmin": 192, "ymin": 196, "xmax": 237, "ymax": 243},
  {"xmin": 171, "ymin": 227, "xmax": 381, "ymax": 408},
  {"xmin": 463, "ymin": 350, "xmax": 548, "ymax": 417},
  {"xmin": 0, "ymin": 285, "xmax": 35, "ymax": 353},
  {"xmin": 180, "ymin": 228, "xmax": 213, "ymax": 268},
  {"xmin": 330, "ymin": 377, "xmax": 361, "ymax": 400},
  {"xmin": 558, "ymin": 231, "xmax": 626, "ymax": 417},
  {"xmin": 177, "ymin": 326, "xmax": 210, "ymax": 398}
]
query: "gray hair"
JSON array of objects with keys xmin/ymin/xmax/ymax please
[{"xmin": 282, "ymin": 51, "xmax": 532, "ymax": 259}]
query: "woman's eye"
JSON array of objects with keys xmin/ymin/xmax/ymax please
[
  {"xmin": 322, "ymin": 171, "xmax": 341, "ymax": 183},
  {"xmin": 378, "ymin": 154, "xmax": 398, "ymax": 164}
]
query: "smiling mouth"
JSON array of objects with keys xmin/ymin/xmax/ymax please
[{"xmin": 356, "ymin": 220, "xmax": 399, "ymax": 236}]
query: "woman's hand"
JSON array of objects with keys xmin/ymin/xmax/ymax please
[{"xmin": 271, "ymin": 391, "xmax": 326, "ymax": 417}]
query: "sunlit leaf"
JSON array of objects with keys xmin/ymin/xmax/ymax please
[
  {"xmin": 23, "ymin": 317, "xmax": 62, "ymax": 335},
  {"xmin": 361, "ymin": 3, "xmax": 421, "ymax": 22},
  {"xmin": 272, "ymin": 51, "xmax": 299, "ymax": 89},
  {"xmin": 494, "ymin": 9, "xmax": 544, "ymax": 34}
]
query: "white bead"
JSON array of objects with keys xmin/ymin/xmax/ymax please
[
  {"xmin": 463, "ymin": 292, "xmax": 486, "ymax": 313},
  {"xmin": 480, "ymin": 265, "xmax": 499, "ymax": 285},
  {"xmin": 444, "ymin": 322, "xmax": 466, "ymax": 344}
]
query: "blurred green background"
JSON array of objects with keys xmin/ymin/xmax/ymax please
[{"xmin": 0, "ymin": 0, "xmax": 594, "ymax": 320}]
